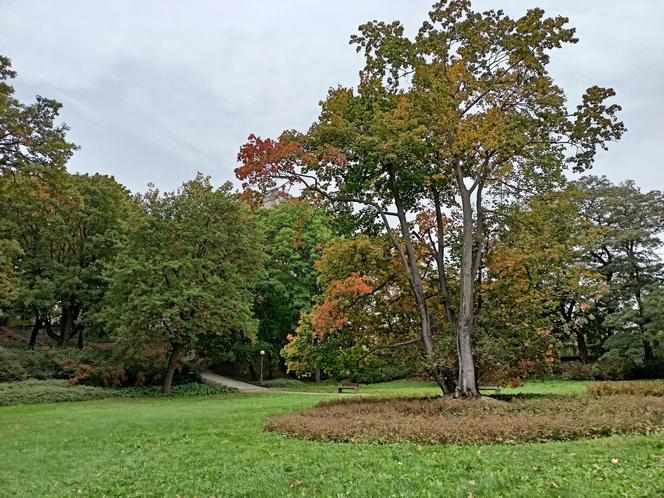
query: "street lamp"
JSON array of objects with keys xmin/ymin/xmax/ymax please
[{"xmin": 260, "ymin": 350, "xmax": 266, "ymax": 384}]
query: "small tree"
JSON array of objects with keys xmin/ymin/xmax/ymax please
[{"xmin": 103, "ymin": 175, "xmax": 263, "ymax": 393}]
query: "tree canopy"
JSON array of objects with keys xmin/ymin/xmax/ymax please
[
  {"xmin": 101, "ymin": 175, "xmax": 264, "ymax": 393},
  {"xmin": 236, "ymin": 0, "xmax": 624, "ymax": 395}
]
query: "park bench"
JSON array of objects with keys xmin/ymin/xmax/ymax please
[
  {"xmin": 337, "ymin": 381, "xmax": 360, "ymax": 394},
  {"xmin": 478, "ymin": 386, "xmax": 501, "ymax": 395}
]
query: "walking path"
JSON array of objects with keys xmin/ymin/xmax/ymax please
[
  {"xmin": 201, "ymin": 372, "xmax": 348, "ymax": 396},
  {"xmin": 201, "ymin": 372, "xmax": 270, "ymax": 393}
]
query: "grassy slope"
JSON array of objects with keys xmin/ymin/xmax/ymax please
[{"xmin": 0, "ymin": 382, "xmax": 663, "ymax": 497}]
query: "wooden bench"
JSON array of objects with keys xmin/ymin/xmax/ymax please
[
  {"xmin": 478, "ymin": 386, "xmax": 501, "ymax": 395},
  {"xmin": 337, "ymin": 381, "xmax": 360, "ymax": 394}
]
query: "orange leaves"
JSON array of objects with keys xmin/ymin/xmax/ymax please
[
  {"xmin": 310, "ymin": 300, "xmax": 348, "ymax": 340},
  {"xmin": 328, "ymin": 273, "xmax": 374, "ymax": 298},
  {"xmin": 235, "ymin": 134, "xmax": 348, "ymax": 199},
  {"xmin": 309, "ymin": 273, "xmax": 375, "ymax": 339},
  {"xmin": 235, "ymin": 134, "xmax": 302, "ymax": 188}
]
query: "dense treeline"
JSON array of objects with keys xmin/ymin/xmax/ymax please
[{"xmin": 1, "ymin": 1, "xmax": 663, "ymax": 396}]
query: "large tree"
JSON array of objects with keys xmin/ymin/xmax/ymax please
[
  {"xmin": 253, "ymin": 200, "xmax": 333, "ymax": 377},
  {"xmin": 0, "ymin": 55, "xmax": 77, "ymax": 322},
  {"xmin": 102, "ymin": 175, "xmax": 263, "ymax": 393},
  {"xmin": 237, "ymin": 1, "xmax": 623, "ymax": 396},
  {"xmin": 2, "ymin": 172, "xmax": 134, "ymax": 347},
  {"xmin": 484, "ymin": 188, "xmax": 606, "ymax": 366},
  {"xmin": 575, "ymin": 176, "xmax": 664, "ymax": 366}
]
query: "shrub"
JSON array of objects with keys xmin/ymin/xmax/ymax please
[
  {"xmin": 0, "ymin": 347, "xmax": 28, "ymax": 381},
  {"xmin": 0, "ymin": 379, "xmax": 114, "ymax": 405},
  {"xmin": 586, "ymin": 381, "xmax": 664, "ymax": 397},
  {"xmin": 560, "ymin": 360, "xmax": 630, "ymax": 381},
  {"xmin": 257, "ymin": 378, "xmax": 306, "ymax": 388},
  {"xmin": 0, "ymin": 380, "xmax": 237, "ymax": 406},
  {"xmin": 116, "ymin": 382, "xmax": 236, "ymax": 398},
  {"xmin": 265, "ymin": 392, "xmax": 664, "ymax": 445}
]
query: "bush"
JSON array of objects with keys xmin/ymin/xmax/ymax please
[
  {"xmin": 0, "ymin": 347, "xmax": 28, "ymax": 381},
  {"xmin": 586, "ymin": 381, "xmax": 664, "ymax": 397},
  {"xmin": 266, "ymin": 392, "xmax": 664, "ymax": 445},
  {"xmin": 0, "ymin": 346, "xmax": 69, "ymax": 381},
  {"xmin": 0, "ymin": 341, "xmax": 205, "ymax": 389},
  {"xmin": 116, "ymin": 383, "xmax": 236, "ymax": 398},
  {"xmin": 0, "ymin": 380, "xmax": 237, "ymax": 406},
  {"xmin": 0, "ymin": 379, "xmax": 114, "ymax": 405},
  {"xmin": 256, "ymin": 378, "xmax": 306, "ymax": 388},
  {"xmin": 560, "ymin": 360, "xmax": 629, "ymax": 381}
]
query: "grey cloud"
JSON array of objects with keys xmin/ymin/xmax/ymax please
[{"xmin": 1, "ymin": 0, "xmax": 662, "ymax": 192}]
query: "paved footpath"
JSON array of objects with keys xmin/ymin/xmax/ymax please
[
  {"xmin": 201, "ymin": 372, "xmax": 348, "ymax": 396},
  {"xmin": 201, "ymin": 372, "xmax": 270, "ymax": 393}
]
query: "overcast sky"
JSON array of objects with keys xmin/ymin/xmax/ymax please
[{"xmin": 1, "ymin": 0, "xmax": 662, "ymax": 193}]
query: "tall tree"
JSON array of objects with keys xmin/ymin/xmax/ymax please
[
  {"xmin": 253, "ymin": 200, "xmax": 333, "ymax": 376},
  {"xmin": 0, "ymin": 55, "xmax": 76, "ymax": 321},
  {"xmin": 237, "ymin": 1, "xmax": 623, "ymax": 396},
  {"xmin": 484, "ymin": 188, "xmax": 606, "ymax": 366},
  {"xmin": 102, "ymin": 175, "xmax": 264, "ymax": 393},
  {"xmin": 576, "ymin": 176, "xmax": 664, "ymax": 365}
]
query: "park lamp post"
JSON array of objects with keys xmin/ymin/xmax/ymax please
[{"xmin": 260, "ymin": 350, "xmax": 265, "ymax": 384}]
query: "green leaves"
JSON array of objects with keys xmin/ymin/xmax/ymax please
[
  {"xmin": 0, "ymin": 55, "xmax": 77, "ymax": 178},
  {"xmin": 103, "ymin": 175, "xmax": 264, "ymax": 360}
]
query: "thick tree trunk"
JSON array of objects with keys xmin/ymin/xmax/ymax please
[
  {"xmin": 575, "ymin": 330, "xmax": 589, "ymax": 364},
  {"xmin": 314, "ymin": 364, "xmax": 321, "ymax": 383},
  {"xmin": 60, "ymin": 306, "xmax": 76, "ymax": 347},
  {"xmin": 162, "ymin": 344, "xmax": 183, "ymax": 394},
  {"xmin": 455, "ymin": 187, "xmax": 479, "ymax": 398},
  {"xmin": 28, "ymin": 314, "xmax": 43, "ymax": 349}
]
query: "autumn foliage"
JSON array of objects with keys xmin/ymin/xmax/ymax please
[{"xmin": 266, "ymin": 392, "xmax": 664, "ymax": 445}]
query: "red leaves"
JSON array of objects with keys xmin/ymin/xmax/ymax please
[
  {"xmin": 235, "ymin": 134, "xmax": 303, "ymax": 191},
  {"xmin": 234, "ymin": 134, "xmax": 348, "ymax": 200}
]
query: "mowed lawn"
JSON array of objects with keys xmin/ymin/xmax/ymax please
[{"xmin": 0, "ymin": 381, "xmax": 663, "ymax": 497}]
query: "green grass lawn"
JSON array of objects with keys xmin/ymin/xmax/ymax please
[
  {"xmin": 0, "ymin": 381, "xmax": 663, "ymax": 497},
  {"xmin": 278, "ymin": 377, "xmax": 592, "ymax": 396}
]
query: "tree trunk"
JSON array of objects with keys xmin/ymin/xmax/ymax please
[
  {"xmin": 575, "ymin": 330, "xmax": 589, "ymax": 364},
  {"xmin": 644, "ymin": 340, "xmax": 654, "ymax": 362},
  {"xmin": 60, "ymin": 306, "xmax": 76, "ymax": 347},
  {"xmin": 314, "ymin": 363, "xmax": 321, "ymax": 383},
  {"xmin": 162, "ymin": 344, "xmax": 183, "ymax": 394},
  {"xmin": 28, "ymin": 314, "xmax": 43, "ymax": 349},
  {"xmin": 384, "ymin": 168, "xmax": 449, "ymax": 395},
  {"xmin": 455, "ymin": 187, "xmax": 479, "ymax": 398},
  {"xmin": 76, "ymin": 324, "xmax": 84, "ymax": 350},
  {"xmin": 433, "ymin": 192, "xmax": 455, "ymax": 324},
  {"xmin": 44, "ymin": 317, "xmax": 61, "ymax": 343}
]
